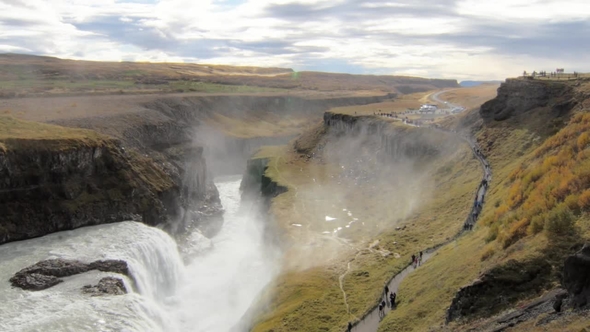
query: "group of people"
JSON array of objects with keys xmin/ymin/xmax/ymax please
[
  {"xmin": 374, "ymin": 110, "xmax": 397, "ymax": 118},
  {"xmin": 523, "ymin": 70, "xmax": 580, "ymax": 80},
  {"xmin": 464, "ymin": 145, "xmax": 491, "ymax": 231},
  {"xmin": 378, "ymin": 285, "xmax": 397, "ymax": 319},
  {"xmin": 347, "ymin": 251, "xmax": 424, "ymax": 330}
]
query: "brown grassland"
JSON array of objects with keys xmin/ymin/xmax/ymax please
[{"xmin": 0, "ymin": 54, "xmax": 457, "ymax": 98}]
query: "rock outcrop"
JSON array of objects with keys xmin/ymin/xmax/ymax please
[
  {"xmin": 0, "ymin": 136, "xmax": 177, "ymax": 244},
  {"xmin": 563, "ymin": 243, "xmax": 590, "ymax": 308},
  {"xmin": 82, "ymin": 277, "xmax": 127, "ymax": 296},
  {"xmin": 10, "ymin": 258, "xmax": 130, "ymax": 291},
  {"xmin": 322, "ymin": 112, "xmax": 461, "ymax": 161},
  {"xmin": 446, "ymin": 258, "xmax": 551, "ymax": 322},
  {"xmin": 480, "ymin": 79, "xmax": 576, "ymax": 122}
]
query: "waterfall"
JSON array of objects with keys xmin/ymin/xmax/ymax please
[
  {"xmin": 0, "ymin": 222, "xmax": 185, "ymax": 332},
  {"xmin": 0, "ymin": 176, "xmax": 277, "ymax": 332}
]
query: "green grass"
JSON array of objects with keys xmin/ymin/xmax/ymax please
[{"xmin": 0, "ymin": 116, "xmax": 107, "ymax": 151}]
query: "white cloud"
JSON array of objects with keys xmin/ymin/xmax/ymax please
[{"xmin": 0, "ymin": 0, "xmax": 589, "ymax": 80}]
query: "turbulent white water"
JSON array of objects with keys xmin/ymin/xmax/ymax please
[{"xmin": 0, "ymin": 176, "xmax": 277, "ymax": 332}]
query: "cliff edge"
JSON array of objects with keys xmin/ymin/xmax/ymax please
[{"xmin": 0, "ymin": 117, "xmax": 180, "ymax": 244}]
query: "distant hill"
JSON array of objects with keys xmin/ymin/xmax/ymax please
[
  {"xmin": 0, "ymin": 53, "xmax": 459, "ymax": 98},
  {"xmin": 459, "ymin": 80, "xmax": 504, "ymax": 87}
]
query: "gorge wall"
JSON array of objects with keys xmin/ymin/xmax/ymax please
[
  {"xmin": 2, "ymin": 93, "xmax": 399, "ymax": 243},
  {"xmin": 0, "ymin": 135, "xmax": 179, "ymax": 244}
]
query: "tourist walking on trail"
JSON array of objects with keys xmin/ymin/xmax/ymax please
[
  {"xmin": 378, "ymin": 303, "xmax": 383, "ymax": 318},
  {"xmin": 411, "ymin": 254, "xmax": 416, "ymax": 267},
  {"xmin": 419, "ymin": 251, "xmax": 423, "ymax": 265},
  {"xmin": 390, "ymin": 292, "xmax": 396, "ymax": 307},
  {"xmin": 348, "ymin": 322, "xmax": 352, "ymax": 332}
]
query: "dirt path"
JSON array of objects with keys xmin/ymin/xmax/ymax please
[{"xmin": 348, "ymin": 99, "xmax": 491, "ymax": 332}]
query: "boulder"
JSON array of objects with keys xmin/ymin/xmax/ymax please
[
  {"xmin": 10, "ymin": 258, "xmax": 130, "ymax": 291},
  {"xmin": 563, "ymin": 243, "xmax": 590, "ymax": 308},
  {"xmin": 88, "ymin": 260, "xmax": 129, "ymax": 276},
  {"xmin": 82, "ymin": 277, "xmax": 127, "ymax": 296},
  {"xmin": 12, "ymin": 273, "xmax": 63, "ymax": 291}
]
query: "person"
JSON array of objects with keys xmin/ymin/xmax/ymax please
[
  {"xmin": 419, "ymin": 251, "xmax": 423, "ymax": 265},
  {"xmin": 390, "ymin": 292, "xmax": 395, "ymax": 307},
  {"xmin": 411, "ymin": 254, "xmax": 416, "ymax": 266},
  {"xmin": 378, "ymin": 303, "xmax": 383, "ymax": 318},
  {"xmin": 381, "ymin": 300, "xmax": 386, "ymax": 314},
  {"xmin": 384, "ymin": 285, "xmax": 389, "ymax": 298},
  {"xmin": 348, "ymin": 322, "xmax": 352, "ymax": 332}
]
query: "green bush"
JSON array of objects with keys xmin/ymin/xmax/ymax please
[
  {"xmin": 545, "ymin": 204, "xmax": 575, "ymax": 237},
  {"xmin": 528, "ymin": 215, "xmax": 545, "ymax": 235}
]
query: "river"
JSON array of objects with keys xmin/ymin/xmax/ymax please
[{"xmin": 0, "ymin": 175, "xmax": 277, "ymax": 332}]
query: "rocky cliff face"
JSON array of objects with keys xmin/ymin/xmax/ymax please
[
  {"xmin": 0, "ymin": 138, "xmax": 178, "ymax": 244},
  {"xmin": 446, "ymin": 258, "xmax": 552, "ymax": 322},
  {"xmin": 322, "ymin": 112, "xmax": 461, "ymax": 161},
  {"xmin": 240, "ymin": 157, "xmax": 287, "ymax": 206},
  {"xmin": 563, "ymin": 243, "xmax": 590, "ymax": 308},
  {"xmin": 480, "ymin": 78, "xmax": 577, "ymax": 122}
]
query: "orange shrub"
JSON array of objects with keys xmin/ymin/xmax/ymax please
[
  {"xmin": 494, "ymin": 204, "xmax": 510, "ymax": 220},
  {"xmin": 503, "ymin": 217, "xmax": 530, "ymax": 248},
  {"xmin": 487, "ymin": 112, "xmax": 590, "ymax": 248},
  {"xmin": 579, "ymin": 190, "xmax": 590, "ymax": 211},
  {"xmin": 507, "ymin": 180, "xmax": 523, "ymax": 208}
]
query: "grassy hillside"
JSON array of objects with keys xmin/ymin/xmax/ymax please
[
  {"xmin": 378, "ymin": 79, "xmax": 590, "ymax": 331},
  {"xmin": 249, "ymin": 115, "xmax": 481, "ymax": 331}
]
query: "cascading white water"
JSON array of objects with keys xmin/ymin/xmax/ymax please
[
  {"xmin": 0, "ymin": 221, "xmax": 183, "ymax": 332},
  {"xmin": 0, "ymin": 175, "xmax": 277, "ymax": 332},
  {"xmin": 169, "ymin": 175, "xmax": 279, "ymax": 331}
]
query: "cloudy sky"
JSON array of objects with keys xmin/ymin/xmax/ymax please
[{"xmin": 1, "ymin": 0, "xmax": 589, "ymax": 80}]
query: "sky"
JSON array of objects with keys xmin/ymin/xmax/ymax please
[{"xmin": 1, "ymin": 0, "xmax": 589, "ymax": 80}]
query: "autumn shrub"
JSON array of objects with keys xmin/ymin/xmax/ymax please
[
  {"xmin": 503, "ymin": 217, "xmax": 530, "ymax": 248},
  {"xmin": 485, "ymin": 112, "xmax": 590, "ymax": 248},
  {"xmin": 579, "ymin": 190, "xmax": 590, "ymax": 211},
  {"xmin": 564, "ymin": 194, "xmax": 580, "ymax": 215},
  {"xmin": 577, "ymin": 132, "xmax": 590, "ymax": 151}
]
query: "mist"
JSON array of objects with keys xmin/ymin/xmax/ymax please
[
  {"xmin": 279, "ymin": 116, "xmax": 464, "ymax": 271},
  {"xmin": 170, "ymin": 175, "xmax": 281, "ymax": 331}
]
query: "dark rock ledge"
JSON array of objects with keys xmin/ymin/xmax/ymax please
[
  {"xmin": 82, "ymin": 276, "xmax": 127, "ymax": 296},
  {"xmin": 10, "ymin": 258, "xmax": 130, "ymax": 292}
]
